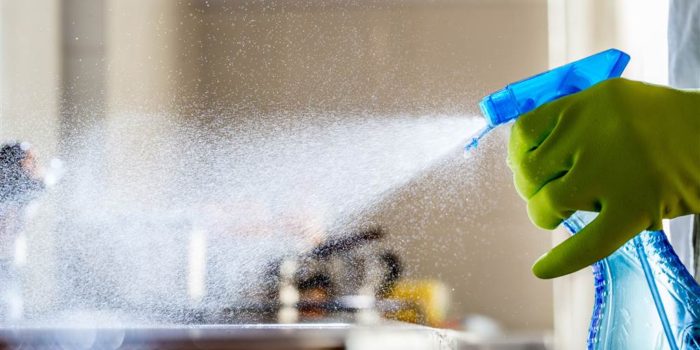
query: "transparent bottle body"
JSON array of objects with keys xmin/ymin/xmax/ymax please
[{"xmin": 565, "ymin": 213, "xmax": 700, "ymax": 350}]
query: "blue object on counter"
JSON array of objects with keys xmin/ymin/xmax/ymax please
[{"xmin": 469, "ymin": 49, "xmax": 700, "ymax": 349}]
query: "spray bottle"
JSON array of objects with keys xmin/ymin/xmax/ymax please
[{"xmin": 468, "ymin": 49, "xmax": 700, "ymax": 349}]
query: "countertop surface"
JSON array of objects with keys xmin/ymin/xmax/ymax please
[{"xmin": 0, "ymin": 323, "xmax": 550, "ymax": 350}]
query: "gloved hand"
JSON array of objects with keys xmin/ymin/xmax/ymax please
[{"xmin": 508, "ymin": 78, "xmax": 700, "ymax": 279}]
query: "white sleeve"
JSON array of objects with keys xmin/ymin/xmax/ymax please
[
  {"xmin": 668, "ymin": 0, "xmax": 700, "ymax": 276},
  {"xmin": 669, "ymin": 0, "xmax": 700, "ymax": 88},
  {"xmin": 668, "ymin": 215, "xmax": 696, "ymax": 276}
]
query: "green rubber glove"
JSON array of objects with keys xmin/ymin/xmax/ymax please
[{"xmin": 508, "ymin": 78, "xmax": 700, "ymax": 279}]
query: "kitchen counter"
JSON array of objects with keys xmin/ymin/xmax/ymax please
[{"xmin": 0, "ymin": 323, "xmax": 550, "ymax": 350}]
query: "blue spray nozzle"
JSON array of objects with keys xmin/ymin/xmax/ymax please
[
  {"xmin": 466, "ymin": 49, "xmax": 630, "ymax": 151},
  {"xmin": 480, "ymin": 48, "xmax": 629, "ymax": 127}
]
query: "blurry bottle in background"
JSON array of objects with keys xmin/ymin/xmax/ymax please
[{"xmin": 0, "ymin": 142, "xmax": 45, "ymax": 323}]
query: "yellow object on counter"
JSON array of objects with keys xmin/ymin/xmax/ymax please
[{"xmin": 384, "ymin": 279, "xmax": 450, "ymax": 327}]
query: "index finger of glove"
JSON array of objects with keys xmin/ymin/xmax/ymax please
[{"xmin": 531, "ymin": 204, "xmax": 649, "ymax": 279}]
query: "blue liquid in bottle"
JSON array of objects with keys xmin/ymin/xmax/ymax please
[{"xmin": 471, "ymin": 49, "xmax": 700, "ymax": 349}]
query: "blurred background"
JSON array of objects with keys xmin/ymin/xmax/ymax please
[{"xmin": 0, "ymin": 1, "xmax": 668, "ymax": 349}]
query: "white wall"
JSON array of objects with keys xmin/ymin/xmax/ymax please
[
  {"xmin": 0, "ymin": 0, "xmax": 60, "ymax": 156},
  {"xmin": 1, "ymin": 0, "xmax": 554, "ymax": 331}
]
